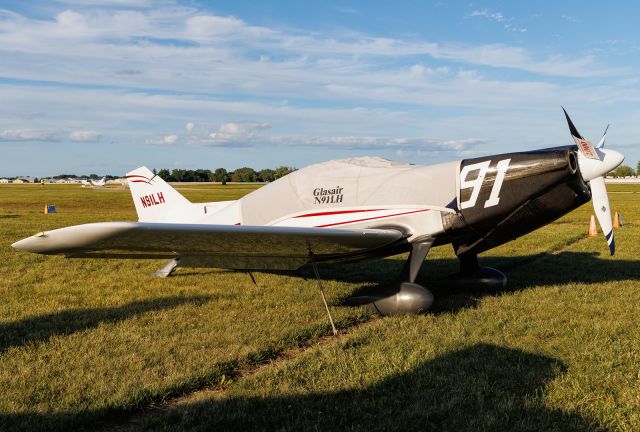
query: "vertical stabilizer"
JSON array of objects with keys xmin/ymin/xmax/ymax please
[{"xmin": 125, "ymin": 167, "xmax": 193, "ymax": 222}]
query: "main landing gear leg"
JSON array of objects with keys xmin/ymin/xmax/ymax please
[
  {"xmin": 154, "ymin": 257, "xmax": 180, "ymax": 278},
  {"xmin": 347, "ymin": 239, "xmax": 435, "ymax": 316},
  {"xmin": 435, "ymin": 253, "xmax": 507, "ymax": 290}
]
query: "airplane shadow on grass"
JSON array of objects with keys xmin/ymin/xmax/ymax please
[
  {"xmin": 0, "ymin": 295, "xmax": 214, "ymax": 354},
  {"xmin": 175, "ymin": 250, "xmax": 640, "ymax": 315},
  {"xmin": 141, "ymin": 343, "xmax": 601, "ymax": 431},
  {"xmin": 290, "ymin": 251, "xmax": 640, "ymax": 314},
  {"xmin": 0, "ymin": 344, "xmax": 602, "ymax": 432},
  {"xmin": 0, "ymin": 255, "xmax": 625, "ymax": 431}
]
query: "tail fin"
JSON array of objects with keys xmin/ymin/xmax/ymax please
[{"xmin": 126, "ymin": 167, "xmax": 193, "ymax": 222}]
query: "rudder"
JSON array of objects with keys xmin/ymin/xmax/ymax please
[{"xmin": 126, "ymin": 167, "xmax": 193, "ymax": 222}]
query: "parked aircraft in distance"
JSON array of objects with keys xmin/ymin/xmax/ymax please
[
  {"xmin": 81, "ymin": 177, "xmax": 106, "ymax": 187},
  {"xmin": 13, "ymin": 110, "xmax": 624, "ymax": 323}
]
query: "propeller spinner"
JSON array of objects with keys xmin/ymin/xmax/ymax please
[{"xmin": 562, "ymin": 108, "xmax": 624, "ymax": 255}]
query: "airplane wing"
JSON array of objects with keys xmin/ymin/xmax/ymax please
[{"xmin": 12, "ymin": 222, "xmax": 406, "ymax": 270}]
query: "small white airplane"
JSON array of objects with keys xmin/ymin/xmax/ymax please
[
  {"xmin": 12, "ymin": 110, "xmax": 624, "ymax": 324},
  {"xmin": 81, "ymin": 177, "xmax": 107, "ymax": 187}
]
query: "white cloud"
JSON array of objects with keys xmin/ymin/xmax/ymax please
[
  {"xmin": 20, "ymin": 111, "xmax": 45, "ymax": 119},
  {"xmin": 190, "ymin": 120, "xmax": 483, "ymax": 152},
  {"xmin": 562, "ymin": 15, "xmax": 578, "ymax": 23},
  {"xmin": 163, "ymin": 134, "xmax": 178, "ymax": 144},
  {"xmin": 55, "ymin": 0, "xmax": 155, "ymax": 6},
  {"xmin": 144, "ymin": 133, "xmax": 179, "ymax": 145},
  {"xmin": 206, "ymin": 122, "xmax": 271, "ymax": 144},
  {"xmin": 267, "ymin": 135, "xmax": 483, "ymax": 152},
  {"xmin": 0, "ymin": 4, "xmax": 638, "ymax": 171},
  {"xmin": 0, "ymin": 6, "xmax": 615, "ymax": 97},
  {"xmin": 185, "ymin": 14, "xmax": 271, "ymax": 41},
  {"xmin": 334, "ymin": 6, "xmax": 361, "ymax": 16},
  {"xmin": 69, "ymin": 131, "xmax": 101, "ymax": 142},
  {"xmin": 469, "ymin": 9, "xmax": 527, "ymax": 33},
  {"xmin": 470, "ymin": 10, "xmax": 505, "ymax": 22},
  {"xmin": 0, "ymin": 129, "xmax": 59, "ymax": 141},
  {"xmin": 504, "ymin": 24, "xmax": 527, "ymax": 33}
]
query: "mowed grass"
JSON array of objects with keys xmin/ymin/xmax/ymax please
[{"xmin": 1, "ymin": 184, "xmax": 639, "ymax": 431}]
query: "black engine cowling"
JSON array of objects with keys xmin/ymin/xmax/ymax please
[{"xmin": 442, "ymin": 146, "xmax": 590, "ymax": 256}]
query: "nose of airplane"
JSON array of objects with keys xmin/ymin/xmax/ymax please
[{"xmin": 578, "ymin": 148, "xmax": 625, "ymax": 182}]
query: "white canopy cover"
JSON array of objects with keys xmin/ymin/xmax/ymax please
[{"xmin": 240, "ymin": 156, "xmax": 459, "ymax": 225}]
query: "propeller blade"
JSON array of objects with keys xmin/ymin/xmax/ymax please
[
  {"xmin": 590, "ymin": 175, "xmax": 615, "ymax": 255},
  {"xmin": 562, "ymin": 107, "xmax": 600, "ymax": 160},
  {"xmin": 595, "ymin": 124, "xmax": 609, "ymax": 149}
]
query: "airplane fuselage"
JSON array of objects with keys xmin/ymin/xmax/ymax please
[{"xmin": 185, "ymin": 147, "xmax": 589, "ymax": 263}]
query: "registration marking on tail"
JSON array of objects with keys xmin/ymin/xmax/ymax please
[{"xmin": 140, "ymin": 192, "xmax": 165, "ymax": 208}]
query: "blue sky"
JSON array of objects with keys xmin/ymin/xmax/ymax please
[{"xmin": 1, "ymin": 0, "xmax": 639, "ymax": 176}]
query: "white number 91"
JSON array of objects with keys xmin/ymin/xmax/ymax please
[{"xmin": 459, "ymin": 158, "xmax": 511, "ymax": 210}]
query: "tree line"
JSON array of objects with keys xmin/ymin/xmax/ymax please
[
  {"xmin": 51, "ymin": 174, "xmax": 120, "ymax": 180},
  {"xmin": 608, "ymin": 163, "xmax": 638, "ymax": 178},
  {"xmin": 43, "ymin": 167, "xmax": 296, "ymax": 183},
  {"xmin": 22, "ymin": 161, "xmax": 640, "ymax": 182},
  {"xmin": 152, "ymin": 162, "xmax": 639, "ymax": 182},
  {"xmin": 154, "ymin": 166, "xmax": 296, "ymax": 183}
]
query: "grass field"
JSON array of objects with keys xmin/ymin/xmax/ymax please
[{"xmin": 1, "ymin": 183, "xmax": 639, "ymax": 431}]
